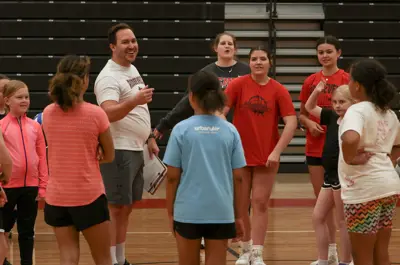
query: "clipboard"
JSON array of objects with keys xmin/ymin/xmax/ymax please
[{"xmin": 143, "ymin": 144, "xmax": 168, "ymax": 195}]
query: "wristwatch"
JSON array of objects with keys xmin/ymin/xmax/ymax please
[{"xmin": 146, "ymin": 132, "xmax": 155, "ymax": 144}]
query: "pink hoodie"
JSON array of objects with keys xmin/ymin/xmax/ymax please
[{"xmin": 0, "ymin": 113, "xmax": 48, "ymax": 197}]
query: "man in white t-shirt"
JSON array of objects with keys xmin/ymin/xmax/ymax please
[{"xmin": 94, "ymin": 23, "xmax": 159, "ymax": 265}]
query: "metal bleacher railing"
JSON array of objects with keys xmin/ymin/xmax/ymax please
[
  {"xmin": 267, "ymin": 0, "xmax": 278, "ymax": 79},
  {"xmin": 266, "ymin": 0, "xmax": 306, "ymax": 140}
]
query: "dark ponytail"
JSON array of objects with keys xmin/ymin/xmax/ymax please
[
  {"xmin": 373, "ymin": 79, "xmax": 397, "ymax": 111},
  {"xmin": 49, "ymin": 73, "xmax": 83, "ymax": 111},
  {"xmin": 48, "ymin": 55, "xmax": 91, "ymax": 112},
  {"xmin": 189, "ymin": 70, "xmax": 226, "ymax": 114},
  {"xmin": 350, "ymin": 59, "xmax": 397, "ymax": 111}
]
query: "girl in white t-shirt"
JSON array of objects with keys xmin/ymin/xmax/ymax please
[{"xmin": 340, "ymin": 59, "xmax": 400, "ymax": 265}]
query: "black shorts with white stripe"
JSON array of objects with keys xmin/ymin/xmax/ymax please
[{"xmin": 322, "ymin": 171, "xmax": 341, "ymax": 190}]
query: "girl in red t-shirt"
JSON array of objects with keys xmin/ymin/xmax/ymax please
[
  {"xmin": 299, "ymin": 35, "xmax": 350, "ymax": 265},
  {"xmin": 224, "ymin": 47, "xmax": 297, "ymax": 265}
]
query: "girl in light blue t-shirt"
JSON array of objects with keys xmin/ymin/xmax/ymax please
[{"xmin": 163, "ymin": 70, "xmax": 246, "ymax": 265}]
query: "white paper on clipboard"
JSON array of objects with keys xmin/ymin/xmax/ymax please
[{"xmin": 143, "ymin": 144, "xmax": 168, "ymax": 195}]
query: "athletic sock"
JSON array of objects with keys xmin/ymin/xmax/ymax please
[
  {"xmin": 116, "ymin": 242, "xmax": 125, "ymax": 265},
  {"xmin": 318, "ymin": 260, "xmax": 328, "ymax": 265},
  {"xmin": 241, "ymin": 239, "xmax": 252, "ymax": 252},
  {"xmin": 328, "ymin": 243, "xmax": 337, "ymax": 255},
  {"xmin": 110, "ymin": 246, "xmax": 118, "ymax": 264}
]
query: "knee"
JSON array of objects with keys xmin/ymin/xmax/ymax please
[
  {"xmin": 337, "ymin": 218, "xmax": 347, "ymax": 229},
  {"xmin": 109, "ymin": 205, "xmax": 132, "ymax": 219},
  {"xmin": 312, "ymin": 210, "xmax": 325, "ymax": 225},
  {"xmin": 121, "ymin": 205, "xmax": 133, "ymax": 216},
  {"xmin": 93, "ymin": 253, "xmax": 112, "ymax": 265},
  {"xmin": 60, "ymin": 251, "xmax": 79, "ymax": 265},
  {"xmin": 109, "ymin": 205, "xmax": 123, "ymax": 216},
  {"xmin": 251, "ymin": 197, "xmax": 268, "ymax": 213}
]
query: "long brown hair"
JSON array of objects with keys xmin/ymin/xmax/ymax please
[{"xmin": 49, "ymin": 55, "xmax": 91, "ymax": 112}]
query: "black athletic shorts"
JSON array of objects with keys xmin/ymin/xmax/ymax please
[
  {"xmin": 322, "ymin": 171, "xmax": 341, "ymax": 190},
  {"xmin": 173, "ymin": 221, "xmax": 236, "ymax": 240},
  {"xmin": 306, "ymin": 156, "xmax": 323, "ymax": 166},
  {"xmin": 44, "ymin": 194, "xmax": 110, "ymax": 231}
]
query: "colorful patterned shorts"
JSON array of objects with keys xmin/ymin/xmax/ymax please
[{"xmin": 344, "ymin": 195, "xmax": 399, "ymax": 234}]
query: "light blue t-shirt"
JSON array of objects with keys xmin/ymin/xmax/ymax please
[
  {"xmin": 34, "ymin": 112, "xmax": 43, "ymax": 125},
  {"xmin": 163, "ymin": 115, "xmax": 246, "ymax": 224}
]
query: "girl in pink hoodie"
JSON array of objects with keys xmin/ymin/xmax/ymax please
[{"xmin": 0, "ymin": 80, "xmax": 48, "ymax": 265}]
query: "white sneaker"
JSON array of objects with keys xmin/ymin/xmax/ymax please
[
  {"xmin": 251, "ymin": 248, "xmax": 266, "ymax": 265},
  {"xmin": 235, "ymin": 250, "xmax": 251, "ymax": 265},
  {"xmin": 309, "ymin": 258, "xmax": 338, "ymax": 265},
  {"xmin": 328, "ymin": 253, "xmax": 338, "ymax": 265}
]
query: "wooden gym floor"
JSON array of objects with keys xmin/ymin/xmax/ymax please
[{"xmin": 7, "ymin": 174, "xmax": 400, "ymax": 264}]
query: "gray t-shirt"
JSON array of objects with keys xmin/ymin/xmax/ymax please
[{"xmin": 94, "ymin": 59, "xmax": 151, "ymax": 151}]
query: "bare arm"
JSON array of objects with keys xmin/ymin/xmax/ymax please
[
  {"xmin": 100, "ymin": 98, "xmax": 140, "ymax": 123},
  {"xmin": 0, "ymin": 131, "xmax": 12, "ymax": 184},
  {"xmin": 299, "ymin": 101, "xmax": 325, "ymax": 137},
  {"xmin": 98, "ymin": 127, "xmax": 115, "ymax": 163},
  {"xmin": 391, "ymin": 125, "xmax": 400, "ymax": 166},
  {"xmin": 99, "ymin": 84, "xmax": 153, "ymax": 123},
  {"xmin": 299, "ymin": 103, "xmax": 311, "ymax": 128},
  {"xmin": 341, "ymin": 130, "xmax": 360, "ymax": 164},
  {"xmin": 390, "ymin": 146, "xmax": 400, "ymax": 166},
  {"xmin": 305, "ymin": 86, "xmax": 323, "ymax": 119},
  {"xmin": 35, "ymin": 126, "xmax": 48, "ymax": 197},
  {"xmin": 273, "ymin": 115, "xmax": 297, "ymax": 155},
  {"xmin": 166, "ymin": 166, "xmax": 181, "ymax": 217},
  {"xmin": 155, "ymin": 94, "xmax": 194, "ymax": 134},
  {"xmin": 301, "ymin": 80, "xmax": 325, "ymax": 127},
  {"xmin": 232, "ymin": 168, "xmax": 243, "ymax": 219}
]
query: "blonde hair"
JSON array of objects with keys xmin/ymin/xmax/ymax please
[
  {"xmin": 332, "ymin": 85, "xmax": 354, "ymax": 103},
  {"xmin": 3, "ymin": 80, "xmax": 28, "ymax": 113}
]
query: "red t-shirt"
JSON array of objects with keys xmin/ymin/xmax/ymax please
[
  {"xmin": 299, "ymin": 69, "xmax": 350, "ymax": 157},
  {"xmin": 225, "ymin": 75, "xmax": 296, "ymax": 166}
]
